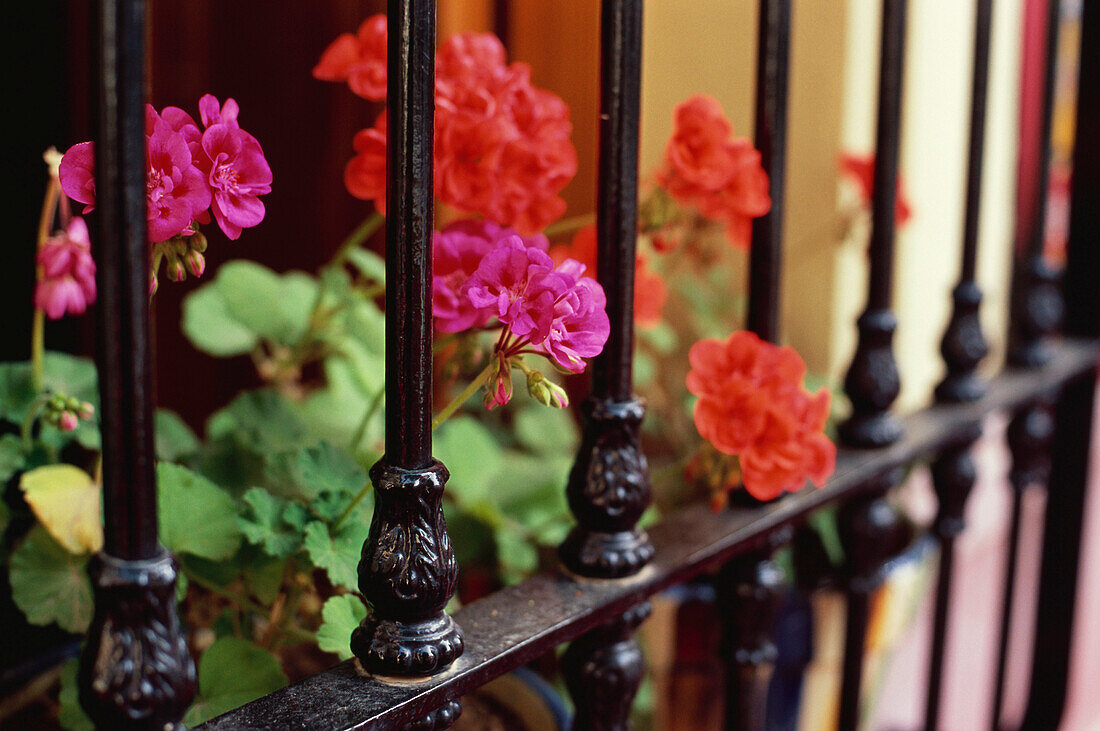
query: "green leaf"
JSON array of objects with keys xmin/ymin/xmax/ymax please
[
  {"xmin": 316, "ymin": 594, "xmax": 368, "ymax": 660},
  {"xmin": 9, "ymin": 527, "xmax": 93, "ymax": 633},
  {"xmin": 293, "ymin": 358, "xmax": 378, "ymax": 449},
  {"xmin": 435, "ymin": 417, "xmax": 503, "ymax": 505},
  {"xmin": 0, "ymin": 354, "xmax": 98, "ymax": 446},
  {"xmin": 58, "ymin": 659, "xmax": 94, "ymax": 731},
  {"xmin": 344, "ymin": 248, "xmax": 387, "ymax": 286},
  {"xmin": 211, "ymin": 391, "xmax": 308, "ymax": 452},
  {"xmin": 242, "ymin": 553, "xmax": 287, "ymax": 605},
  {"xmin": 514, "ymin": 403, "xmax": 580, "ymax": 455},
  {"xmin": 158, "ymin": 463, "xmax": 242, "ymax": 561},
  {"xmin": 184, "ymin": 637, "xmax": 288, "ymax": 726},
  {"xmin": 155, "ymin": 409, "xmax": 201, "ymax": 462},
  {"xmin": 238, "ymin": 488, "xmax": 308, "ymax": 557},
  {"xmin": 182, "ymin": 261, "xmax": 319, "ymax": 356},
  {"xmin": 181, "ymin": 283, "xmax": 260, "ymax": 356},
  {"xmin": 0, "ymin": 433, "xmax": 26, "ymax": 483},
  {"xmin": 494, "ymin": 527, "xmax": 538, "ymax": 585},
  {"xmin": 289, "ymin": 441, "xmax": 367, "ymax": 502},
  {"xmin": 302, "ymin": 521, "xmax": 367, "ymax": 589}
]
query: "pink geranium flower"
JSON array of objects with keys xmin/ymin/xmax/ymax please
[
  {"xmin": 464, "ymin": 236, "xmax": 567, "ymax": 342},
  {"xmin": 198, "ymin": 123, "xmax": 273, "ymax": 240},
  {"xmin": 58, "ymin": 105, "xmax": 212, "ymax": 243},
  {"xmin": 536, "ymin": 273, "xmax": 610, "ymax": 373},
  {"xmin": 433, "ymin": 219, "xmax": 548, "ymax": 333},
  {"xmin": 35, "ymin": 218, "xmax": 97, "ymax": 320}
]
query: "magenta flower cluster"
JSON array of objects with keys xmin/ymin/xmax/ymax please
[
  {"xmin": 59, "ymin": 94, "xmax": 272, "ymax": 244},
  {"xmin": 433, "ymin": 219, "xmax": 610, "ymax": 408},
  {"xmin": 35, "ymin": 217, "xmax": 97, "ymax": 320}
]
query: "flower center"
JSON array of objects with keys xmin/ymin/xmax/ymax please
[{"xmin": 214, "ymin": 162, "xmax": 239, "ymax": 192}]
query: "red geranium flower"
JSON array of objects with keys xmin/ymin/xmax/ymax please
[
  {"xmin": 312, "ymin": 15, "xmax": 388, "ymax": 102},
  {"xmin": 656, "ymin": 95, "xmax": 770, "ymax": 250},
  {"xmin": 686, "ymin": 331, "xmax": 835, "ymax": 501},
  {"xmin": 837, "ymin": 152, "xmax": 913, "ymax": 226}
]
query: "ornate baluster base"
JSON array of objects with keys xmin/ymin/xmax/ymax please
[
  {"xmin": 1008, "ymin": 257, "xmax": 1063, "ymax": 369},
  {"xmin": 561, "ymin": 398, "xmax": 654, "ymax": 579},
  {"xmin": 351, "ymin": 613, "xmax": 464, "ymax": 677},
  {"xmin": 935, "ymin": 282, "xmax": 989, "ymax": 403},
  {"xmin": 79, "ymin": 550, "xmax": 196, "ymax": 731},
  {"xmin": 353, "ymin": 460, "xmax": 464, "ymax": 676},
  {"xmin": 563, "ymin": 603, "xmax": 652, "ymax": 731},
  {"xmin": 838, "ymin": 310, "xmax": 902, "ymax": 449}
]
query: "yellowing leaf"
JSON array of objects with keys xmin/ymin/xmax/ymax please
[{"xmin": 20, "ymin": 465, "xmax": 102, "ymax": 553}]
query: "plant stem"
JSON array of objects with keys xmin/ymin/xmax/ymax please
[
  {"xmin": 432, "ymin": 362, "xmax": 494, "ymax": 431},
  {"xmin": 333, "ymin": 211, "xmax": 384, "ymax": 267},
  {"xmin": 32, "ymin": 179, "xmax": 61, "ymax": 393},
  {"xmin": 543, "ymin": 212, "xmax": 596, "ymax": 240},
  {"xmin": 348, "ymin": 385, "xmax": 385, "ymax": 454},
  {"xmin": 20, "ymin": 394, "xmax": 52, "ymax": 450},
  {"xmin": 183, "ymin": 567, "xmax": 317, "ymax": 643}
]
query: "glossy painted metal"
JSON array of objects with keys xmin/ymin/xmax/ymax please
[
  {"xmin": 838, "ymin": 0, "xmax": 907, "ymax": 449},
  {"xmin": 79, "ymin": 1, "xmax": 196, "ymax": 727}
]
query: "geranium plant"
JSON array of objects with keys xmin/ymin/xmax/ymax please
[{"xmin": 0, "ymin": 17, "xmax": 839, "ymax": 730}]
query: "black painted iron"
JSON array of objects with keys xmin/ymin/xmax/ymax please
[
  {"xmin": 716, "ymin": 528, "xmax": 790, "ymax": 731},
  {"xmin": 197, "ymin": 340, "xmax": 1099, "ymax": 730},
  {"xmin": 352, "ymin": 0, "xmax": 464, "ymax": 679},
  {"xmin": 562, "ymin": 602, "xmax": 651, "ymax": 731},
  {"xmin": 79, "ymin": 1, "xmax": 196, "ymax": 727},
  {"xmin": 561, "ymin": 0, "xmax": 654, "ymax": 579},
  {"xmin": 936, "ymin": 0, "xmax": 992, "ymax": 404},
  {"xmin": 991, "ymin": 403, "xmax": 1054, "ymax": 730},
  {"xmin": 837, "ymin": 470, "xmax": 908, "ymax": 731},
  {"xmin": 923, "ymin": 425, "xmax": 981, "ymax": 731},
  {"xmin": 1009, "ymin": 0, "xmax": 1064, "ymax": 369},
  {"xmin": 838, "ymin": 0, "xmax": 907, "ymax": 448},
  {"xmin": 746, "ymin": 0, "xmax": 791, "ymax": 343}
]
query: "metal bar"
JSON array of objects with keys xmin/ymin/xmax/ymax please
[
  {"xmin": 1022, "ymin": 3, "xmax": 1100, "ymax": 719},
  {"xmin": 746, "ymin": 0, "xmax": 791, "ymax": 343},
  {"xmin": 592, "ymin": 0, "xmax": 642, "ymax": 402},
  {"xmin": 79, "ymin": 0, "xmax": 196, "ymax": 727},
  {"xmin": 838, "ymin": 0, "xmax": 907, "ymax": 448},
  {"xmin": 563, "ymin": 603, "xmax": 651, "ymax": 731},
  {"xmin": 1008, "ymin": 0, "xmax": 1064, "ymax": 368},
  {"xmin": 350, "ymin": 0, "xmax": 465, "ymax": 685},
  {"xmin": 836, "ymin": 473, "xmax": 907, "ymax": 731},
  {"xmin": 197, "ymin": 338, "xmax": 1100, "ymax": 731},
  {"xmin": 92, "ymin": 0, "xmax": 157, "ymax": 562},
  {"xmin": 560, "ymin": 0, "xmax": 654, "ymax": 579},
  {"xmin": 384, "ymin": 0, "xmax": 435, "ymax": 469},
  {"xmin": 923, "ymin": 427, "xmax": 980, "ymax": 731},
  {"xmin": 991, "ymin": 404, "xmax": 1054, "ymax": 730},
  {"xmin": 936, "ymin": 0, "xmax": 992, "ymax": 403}
]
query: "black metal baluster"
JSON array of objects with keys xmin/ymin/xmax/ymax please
[
  {"xmin": 716, "ymin": 529, "xmax": 790, "ymax": 730},
  {"xmin": 990, "ymin": 402, "xmax": 1053, "ymax": 730},
  {"xmin": 936, "ymin": 0, "xmax": 993, "ymax": 403},
  {"xmin": 78, "ymin": 1, "xmax": 197, "ymax": 728},
  {"xmin": 838, "ymin": 0, "xmax": 907, "ymax": 449},
  {"xmin": 1008, "ymin": 0, "xmax": 1064, "ymax": 369},
  {"xmin": 351, "ymin": 0, "xmax": 465, "ymax": 686},
  {"xmin": 923, "ymin": 425, "xmax": 981, "ymax": 731},
  {"xmin": 835, "ymin": 4, "xmax": 908, "ymax": 726},
  {"xmin": 836, "ymin": 471, "xmax": 907, "ymax": 731},
  {"xmin": 560, "ymin": 0, "xmax": 654, "ymax": 579},
  {"xmin": 1021, "ymin": 2, "xmax": 1100, "ymax": 724},
  {"xmin": 563, "ymin": 603, "xmax": 652, "ymax": 731},
  {"xmin": 714, "ymin": 3, "xmax": 792, "ymax": 728}
]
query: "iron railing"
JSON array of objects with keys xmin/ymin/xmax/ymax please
[{"xmin": 74, "ymin": 0, "xmax": 1100, "ymax": 729}]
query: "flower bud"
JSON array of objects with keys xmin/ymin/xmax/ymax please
[
  {"xmin": 166, "ymin": 257, "xmax": 187, "ymax": 282},
  {"xmin": 149, "ymin": 272, "xmax": 159, "ymax": 297},
  {"xmin": 525, "ymin": 370, "xmax": 569, "ymax": 408},
  {"xmin": 58, "ymin": 411, "xmax": 78, "ymax": 432},
  {"xmin": 78, "ymin": 402, "xmax": 95, "ymax": 421},
  {"xmin": 185, "ymin": 249, "xmax": 206, "ymax": 278},
  {"xmin": 188, "ymin": 230, "xmax": 208, "ymax": 253}
]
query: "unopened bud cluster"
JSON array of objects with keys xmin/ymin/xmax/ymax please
[
  {"xmin": 151, "ymin": 228, "xmax": 208, "ymax": 295},
  {"xmin": 525, "ymin": 369, "xmax": 568, "ymax": 409},
  {"xmin": 42, "ymin": 392, "xmax": 95, "ymax": 433}
]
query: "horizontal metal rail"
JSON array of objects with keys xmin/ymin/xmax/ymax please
[{"xmin": 198, "ymin": 337, "xmax": 1099, "ymax": 730}]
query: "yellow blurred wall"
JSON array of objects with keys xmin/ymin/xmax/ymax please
[{"xmin": 639, "ymin": 0, "xmax": 1023, "ymax": 411}]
